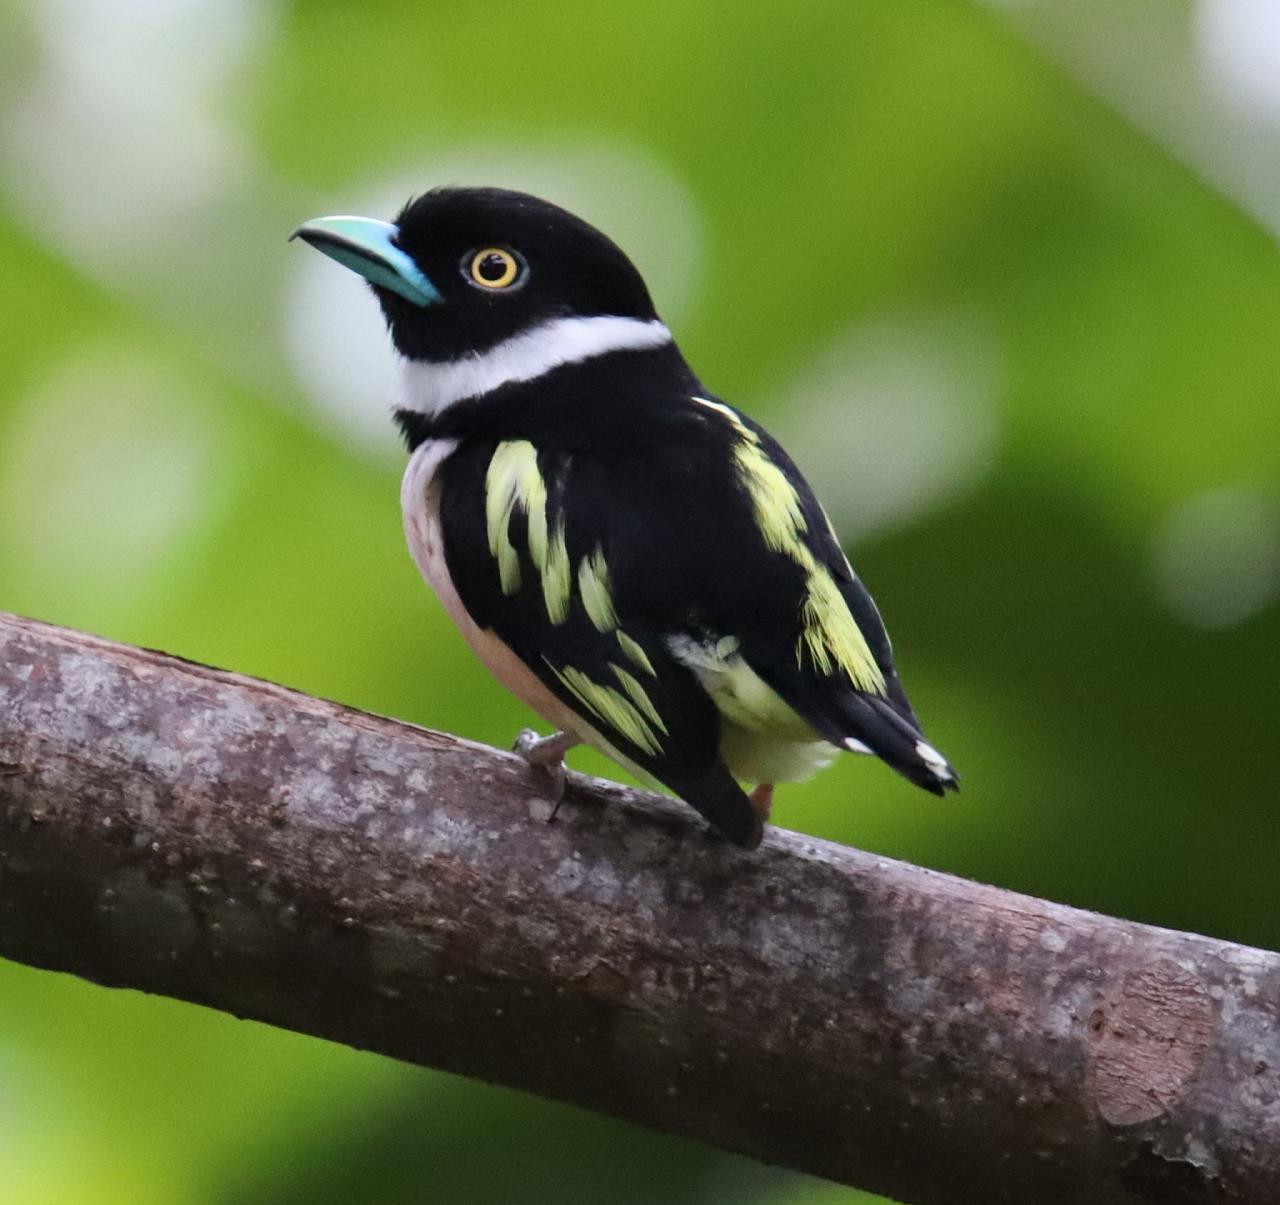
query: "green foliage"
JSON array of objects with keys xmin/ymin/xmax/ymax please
[{"xmin": 0, "ymin": 1, "xmax": 1277, "ymax": 1200}]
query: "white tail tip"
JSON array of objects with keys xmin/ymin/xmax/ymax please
[{"xmin": 916, "ymin": 739, "xmax": 954, "ymax": 781}]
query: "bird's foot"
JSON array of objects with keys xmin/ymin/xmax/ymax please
[
  {"xmin": 514, "ymin": 729, "xmax": 579, "ymax": 820},
  {"xmin": 748, "ymin": 782, "xmax": 774, "ymax": 821}
]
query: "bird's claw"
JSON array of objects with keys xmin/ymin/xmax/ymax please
[
  {"xmin": 513, "ymin": 729, "xmax": 577, "ymax": 820},
  {"xmin": 514, "ymin": 727, "xmax": 544, "ymax": 760}
]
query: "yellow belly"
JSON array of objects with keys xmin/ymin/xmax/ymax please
[
  {"xmin": 719, "ymin": 722, "xmax": 837, "ymax": 784},
  {"xmin": 667, "ymin": 633, "xmax": 839, "ymax": 784}
]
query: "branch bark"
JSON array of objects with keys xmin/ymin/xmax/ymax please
[{"xmin": 0, "ymin": 612, "xmax": 1276, "ymax": 1204}]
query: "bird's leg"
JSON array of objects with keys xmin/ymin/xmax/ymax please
[
  {"xmin": 514, "ymin": 728, "xmax": 580, "ymax": 819},
  {"xmin": 748, "ymin": 782, "xmax": 775, "ymax": 820},
  {"xmin": 515, "ymin": 727, "xmax": 579, "ymax": 767}
]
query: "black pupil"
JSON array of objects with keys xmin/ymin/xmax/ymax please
[{"xmin": 479, "ymin": 252, "xmax": 509, "ymax": 282}]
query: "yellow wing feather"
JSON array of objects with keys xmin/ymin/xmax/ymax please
[{"xmin": 691, "ymin": 398, "xmax": 887, "ymax": 696}]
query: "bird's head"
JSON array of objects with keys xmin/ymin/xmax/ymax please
[{"xmin": 291, "ymin": 187, "xmax": 660, "ymax": 364}]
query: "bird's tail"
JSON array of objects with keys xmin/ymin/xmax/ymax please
[
  {"xmin": 841, "ymin": 695, "xmax": 959, "ymax": 796},
  {"xmin": 667, "ymin": 763, "xmax": 765, "ymax": 849}
]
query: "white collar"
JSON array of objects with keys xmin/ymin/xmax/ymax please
[{"xmin": 395, "ymin": 315, "xmax": 672, "ymax": 416}]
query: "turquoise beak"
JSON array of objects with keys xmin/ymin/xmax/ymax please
[{"xmin": 290, "ymin": 215, "xmax": 442, "ymax": 307}]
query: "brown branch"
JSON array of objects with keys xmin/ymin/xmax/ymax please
[{"xmin": 0, "ymin": 611, "xmax": 1276, "ymax": 1204}]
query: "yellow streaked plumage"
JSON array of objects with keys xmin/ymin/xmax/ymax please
[
  {"xmin": 798, "ymin": 554, "xmax": 885, "ymax": 694},
  {"xmin": 732, "ymin": 437, "xmax": 807, "ymax": 555},
  {"xmin": 541, "ymin": 523, "xmax": 572, "ymax": 624},
  {"xmin": 548, "ymin": 661, "xmax": 665, "ymax": 756},
  {"xmin": 611, "ymin": 664, "xmax": 669, "ymax": 733},
  {"xmin": 578, "ymin": 547, "xmax": 617, "ymax": 632},
  {"xmin": 691, "ymin": 397, "xmax": 886, "ymax": 696},
  {"xmin": 485, "ymin": 439, "xmax": 572, "ymax": 623},
  {"xmin": 485, "ymin": 442, "xmax": 532, "ymax": 595},
  {"xmin": 616, "ymin": 631, "xmax": 656, "ymax": 677}
]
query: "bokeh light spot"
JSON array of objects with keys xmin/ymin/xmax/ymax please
[
  {"xmin": 0, "ymin": 0, "xmax": 276, "ymax": 270},
  {"xmin": 1153, "ymin": 484, "xmax": 1280, "ymax": 628},
  {"xmin": 1196, "ymin": 0, "xmax": 1280, "ymax": 125},
  {"xmin": 773, "ymin": 308, "xmax": 1003, "ymax": 541},
  {"xmin": 0, "ymin": 342, "xmax": 232, "ymax": 610}
]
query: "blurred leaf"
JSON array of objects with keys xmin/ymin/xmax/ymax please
[{"xmin": 0, "ymin": 0, "xmax": 1278, "ymax": 1201}]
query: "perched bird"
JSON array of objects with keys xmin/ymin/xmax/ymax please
[{"xmin": 292, "ymin": 188, "xmax": 956, "ymax": 849}]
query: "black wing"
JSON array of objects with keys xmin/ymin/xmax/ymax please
[
  {"xmin": 439, "ymin": 438, "xmax": 764, "ymax": 848},
  {"xmin": 717, "ymin": 414, "xmax": 959, "ymax": 796},
  {"xmin": 437, "ymin": 390, "xmax": 954, "ymax": 850},
  {"xmin": 558, "ymin": 395, "xmax": 958, "ymax": 797}
]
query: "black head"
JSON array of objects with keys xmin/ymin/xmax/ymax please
[{"xmin": 291, "ymin": 187, "xmax": 659, "ymax": 362}]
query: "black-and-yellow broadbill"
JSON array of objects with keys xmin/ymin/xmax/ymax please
[{"xmin": 292, "ymin": 188, "xmax": 956, "ymax": 850}]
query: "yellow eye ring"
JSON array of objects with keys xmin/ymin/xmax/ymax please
[{"xmin": 467, "ymin": 247, "xmax": 521, "ymax": 290}]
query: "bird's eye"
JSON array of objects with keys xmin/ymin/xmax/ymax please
[{"xmin": 466, "ymin": 247, "xmax": 523, "ymax": 290}]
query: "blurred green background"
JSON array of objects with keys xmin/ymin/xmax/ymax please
[{"xmin": 2, "ymin": 0, "xmax": 1279, "ymax": 1201}]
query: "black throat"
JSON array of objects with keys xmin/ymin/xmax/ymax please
[{"xmin": 393, "ymin": 342, "xmax": 704, "ymax": 457}]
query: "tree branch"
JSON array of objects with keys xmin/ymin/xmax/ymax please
[{"xmin": 0, "ymin": 612, "xmax": 1276, "ymax": 1204}]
